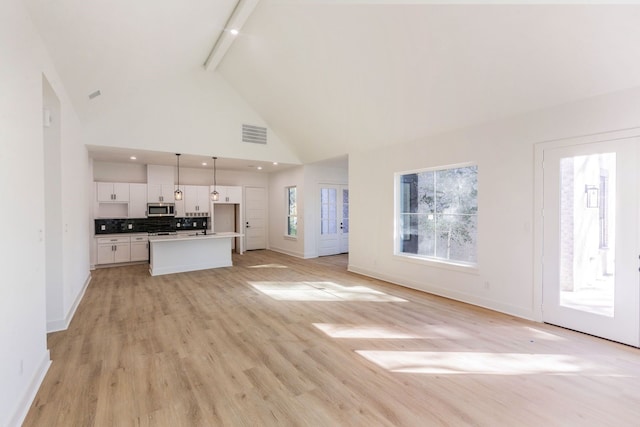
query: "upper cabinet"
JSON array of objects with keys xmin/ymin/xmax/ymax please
[
  {"xmin": 213, "ymin": 185, "xmax": 242, "ymax": 204},
  {"xmin": 96, "ymin": 182, "xmax": 129, "ymax": 202},
  {"xmin": 184, "ymin": 185, "xmax": 210, "ymax": 215},
  {"xmin": 129, "ymin": 183, "xmax": 148, "ymax": 218},
  {"xmin": 147, "ymin": 164, "xmax": 175, "ymax": 203},
  {"xmin": 147, "ymin": 184, "xmax": 175, "ymax": 203}
]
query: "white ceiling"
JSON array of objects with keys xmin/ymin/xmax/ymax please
[
  {"xmin": 220, "ymin": 3, "xmax": 640, "ymax": 162},
  {"xmin": 25, "ymin": 0, "xmax": 237, "ymax": 120},
  {"xmin": 25, "ymin": 1, "xmax": 640, "ymax": 164}
]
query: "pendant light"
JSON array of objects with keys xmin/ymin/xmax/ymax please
[
  {"xmin": 174, "ymin": 153, "xmax": 183, "ymax": 201},
  {"xmin": 210, "ymin": 156, "xmax": 219, "ymax": 201}
]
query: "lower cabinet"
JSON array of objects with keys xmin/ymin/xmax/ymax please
[
  {"xmin": 130, "ymin": 236, "xmax": 149, "ymax": 262},
  {"xmin": 96, "ymin": 234, "xmax": 149, "ymax": 265}
]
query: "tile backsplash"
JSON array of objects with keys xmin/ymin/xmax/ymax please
[{"xmin": 95, "ymin": 217, "xmax": 209, "ymax": 234}]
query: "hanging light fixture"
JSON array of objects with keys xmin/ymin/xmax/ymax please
[
  {"xmin": 174, "ymin": 153, "xmax": 183, "ymax": 201},
  {"xmin": 210, "ymin": 156, "xmax": 219, "ymax": 201}
]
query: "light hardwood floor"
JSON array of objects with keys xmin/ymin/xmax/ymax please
[{"xmin": 24, "ymin": 250, "xmax": 640, "ymax": 426}]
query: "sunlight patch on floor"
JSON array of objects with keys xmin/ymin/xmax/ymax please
[
  {"xmin": 356, "ymin": 351, "xmax": 622, "ymax": 376},
  {"xmin": 522, "ymin": 326, "xmax": 567, "ymax": 342},
  {"xmin": 247, "ymin": 264, "xmax": 289, "ymax": 269},
  {"xmin": 314, "ymin": 323, "xmax": 420, "ymax": 339},
  {"xmin": 249, "ymin": 281, "xmax": 407, "ymax": 302}
]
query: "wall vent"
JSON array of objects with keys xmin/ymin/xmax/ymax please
[{"xmin": 242, "ymin": 124, "xmax": 267, "ymax": 144}]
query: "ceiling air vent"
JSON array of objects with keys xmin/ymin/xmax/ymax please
[{"xmin": 242, "ymin": 124, "xmax": 267, "ymax": 145}]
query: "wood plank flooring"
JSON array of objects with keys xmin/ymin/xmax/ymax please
[{"xmin": 24, "ymin": 250, "xmax": 640, "ymax": 426}]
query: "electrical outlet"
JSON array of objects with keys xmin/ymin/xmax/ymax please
[
  {"xmin": 101, "ymin": 225, "xmax": 106, "ymax": 231},
  {"xmin": 484, "ymin": 281, "xmax": 490, "ymax": 290},
  {"xmin": 127, "ymin": 224, "xmax": 132, "ymax": 229}
]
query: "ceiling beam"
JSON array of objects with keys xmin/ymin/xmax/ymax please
[{"xmin": 204, "ymin": 0, "xmax": 260, "ymax": 72}]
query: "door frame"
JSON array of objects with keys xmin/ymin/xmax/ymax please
[{"xmin": 533, "ymin": 127, "xmax": 640, "ymax": 323}]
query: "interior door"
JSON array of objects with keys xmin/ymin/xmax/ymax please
[
  {"xmin": 542, "ymin": 138, "xmax": 640, "ymax": 346},
  {"xmin": 319, "ymin": 185, "xmax": 349, "ymax": 256},
  {"xmin": 245, "ymin": 187, "xmax": 266, "ymax": 250}
]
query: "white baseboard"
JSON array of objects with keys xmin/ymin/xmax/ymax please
[
  {"xmin": 8, "ymin": 350, "xmax": 51, "ymax": 427},
  {"xmin": 47, "ymin": 273, "xmax": 91, "ymax": 333},
  {"xmin": 348, "ymin": 264, "xmax": 534, "ymax": 321},
  {"xmin": 268, "ymin": 246, "xmax": 306, "ymax": 259}
]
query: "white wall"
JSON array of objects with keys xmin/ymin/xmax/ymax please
[
  {"xmin": 83, "ymin": 69, "xmax": 302, "ymax": 166},
  {"xmin": 268, "ymin": 162, "xmax": 348, "ymax": 259},
  {"xmin": 268, "ymin": 166, "xmax": 305, "ymax": 257},
  {"xmin": 349, "ymin": 86, "xmax": 640, "ymax": 321},
  {"xmin": 0, "ymin": 1, "xmax": 90, "ymax": 425},
  {"xmin": 93, "ymin": 161, "xmax": 147, "ymax": 183}
]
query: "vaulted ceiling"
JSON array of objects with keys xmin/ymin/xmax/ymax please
[{"xmin": 25, "ymin": 1, "xmax": 640, "ymax": 164}]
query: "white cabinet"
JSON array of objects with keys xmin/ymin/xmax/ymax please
[
  {"xmin": 129, "ymin": 183, "xmax": 148, "ymax": 218},
  {"xmin": 130, "ymin": 235, "xmax": 149, "ymax": 262},
  {"xmin": 96, "ymin": 182, "xmax": 129, "ymax": 202},
  {"xmin": 96, "ymin": 236, "xmax": 131, "ymax": 264},
  {"xmin": 213, "ymin": 185, "xmax": 242, "ymax": 204},
  {"xmin": 148, "ymin": 184, "xmax": 175, "ymax": 203},
  {"xmin": 184, "ymin": 185, "xmax": 210, "ymax": 216}
]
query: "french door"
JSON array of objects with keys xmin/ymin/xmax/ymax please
[
  {"xmin": 542, "ymin": 138, "xmax": 640, "ymax": 346},
  {"xmin": 319, "ymin": 185, "xmax": 349, "ymax": 256}
]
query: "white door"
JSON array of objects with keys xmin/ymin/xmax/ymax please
[
  {"xmin": 319, "ymin": 185, "xmax": 349, "ymax": 256},
  {"xmin": 245, "ymin": 187, "xmax": 266, "ymax": 250},
  {"xmin": 542, "ymin": 138, "xmax": 640, "ymax": 346}
]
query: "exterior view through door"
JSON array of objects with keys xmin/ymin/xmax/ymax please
[
  {"xmin": 319, "ymin": 185, "xmax": 349, "ymax": 256},
  {"xmin": 541, "ymin": 137, "xmax": 640, "ymax": 347}
]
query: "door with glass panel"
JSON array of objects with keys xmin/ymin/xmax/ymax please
[
  {"xmin": 542, "ymin": 138, "xmax": 640, "ymax": 346},
  {"xmin": 319, "ymin": 185, "xmax": 349, "ymax": 256}
]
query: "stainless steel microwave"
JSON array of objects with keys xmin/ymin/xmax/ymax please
[{"xmin": 147, "ymin": 203, "xmax": 175, "ymax": 217}]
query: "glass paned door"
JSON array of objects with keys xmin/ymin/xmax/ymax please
[
  {"xmin": 319, "ymin": 185, "xmax": 349, "ymax": 256},
  {"xmin": 542, "ymin": 139, "xmax": 640, "ymax": 346}
]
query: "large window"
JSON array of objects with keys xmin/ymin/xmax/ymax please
[
  {"xmin": 397, "ymin": 164, "xmax": 478, "ymax": 265},
  {"xmin": 286, "ymin": 186, "xmax": 297, "ymax": 237}
]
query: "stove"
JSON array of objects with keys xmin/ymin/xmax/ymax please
[{"xmin": 148, "ymin": 231, "xmax": 177, "ymax": 236}]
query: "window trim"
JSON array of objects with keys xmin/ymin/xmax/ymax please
[
  {"xmin": 285, "ymin": 186, "xmax": 298, "ymax": 238},
  {"xmin": 394, "ymin": 161, "xmax": 478, "ymax": 268}
]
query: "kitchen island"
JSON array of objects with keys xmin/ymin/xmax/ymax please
[{"xmin": 149, "ymin": 232, "xmax": 242, "ymax": 276}]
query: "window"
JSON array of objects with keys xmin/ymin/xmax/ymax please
[
  {"xmin": 396, "ymin": 164, "xmax": 478, "ymax": 265},
  {"xmin": 286, "ymin": 186, "xmax": 297, "ymax": 237}
]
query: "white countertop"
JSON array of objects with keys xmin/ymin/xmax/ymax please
[{"xmin": 148, "ymin": 232, "xmax": 242, "ymax": 243}]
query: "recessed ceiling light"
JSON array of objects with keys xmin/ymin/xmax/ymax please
[
  {"xmin": 202, "ymin": 162, "xmax": 207, "ymax": 166},
  {"xmin": 230, "ymin": 29, "xmax": 239, "ymax": 36},
  {"xmin": 272, "ymin": 162, "xmax": 278, "ymax": 166},
  {"xmin": 257, "ymin": 166, "xmax": 263, "ymax": 170},
  {"xmin": 130, "ymin": 156, "xmax": 137, "ymax": 160}
]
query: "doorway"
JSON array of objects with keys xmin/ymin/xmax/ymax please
[
  {"xmin": 540, "ymin": 137, "xmax": 640, "ymax": 346},
  {"xmin": 43, "ymin": 75, "xmax": 64, "ymax": 331},
  {"xmin": 319, "ymin": 185, "xmax": 349, "ymax": 256}
]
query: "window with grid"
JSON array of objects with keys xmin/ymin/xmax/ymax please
[
  {"xmin": 286, "ymin": 186, "xmax": 297, "ymax": 237},
  {"xmin": 396, "ymin": 164, "xmax": 478, "ymax": 265}
]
